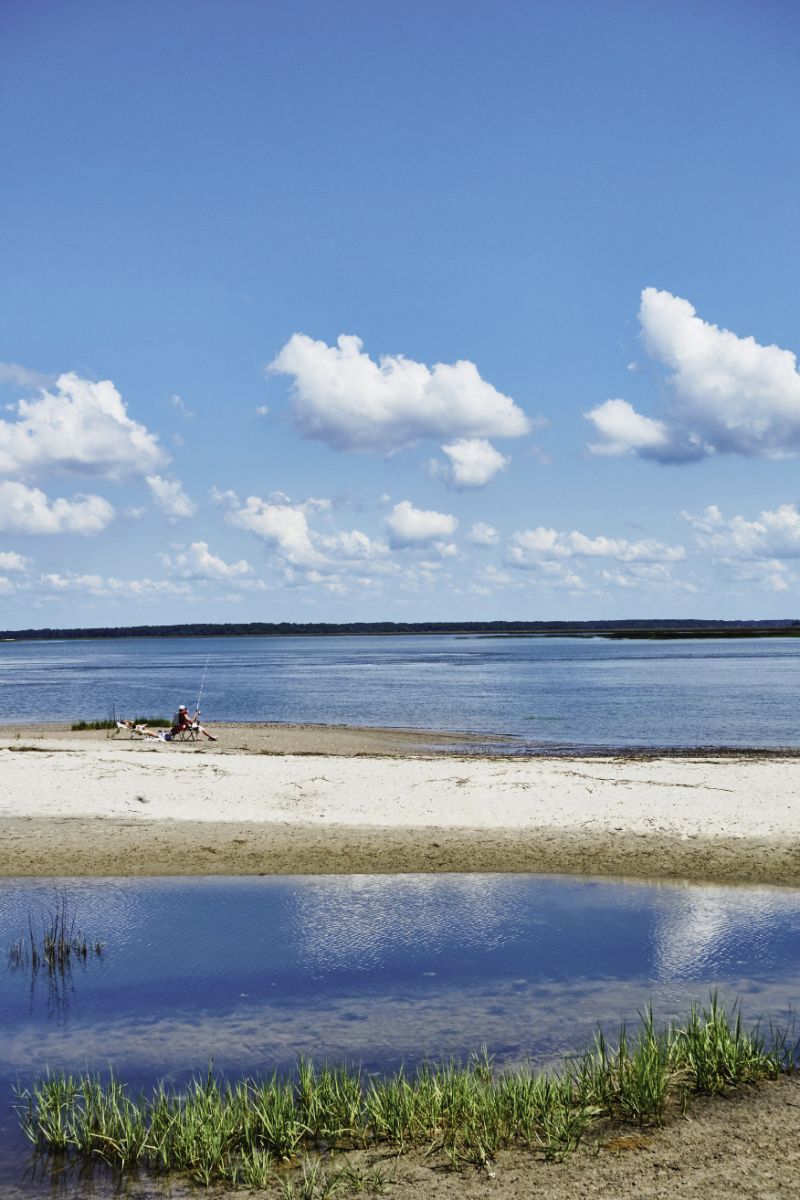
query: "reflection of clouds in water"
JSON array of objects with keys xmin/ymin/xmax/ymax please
[
  {"xmin": 3, "ymin": 876, "xmax": 533, "ymax": 968},
  {"xmin": 3, "ymin": 876, "xmax": 799, "ymax": 1069},
  {"xmin": 0, "ymin": 877, "xmax": 153, "ymax": 952},
  {"xmin": 0, "ymin": 878, "xmax": 144, "ymax": 960},
  {"xmin": 4, "ymin": 973, "xmax": 799, "ymax": 1084},
  {"xmin": 4, "ymin": 874, "xmax": 798, "ymax": 989},
  {"xmin": 287, "ymin": 874, "xmax": 533, "ymax": 970},
  {"xmin": 653, "ymin": 885, "xmax": 800, "ymax": 981}
]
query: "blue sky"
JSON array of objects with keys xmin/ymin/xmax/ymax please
[{"xmin": 1, "ymin": 0, "xmax": 799, "ymax": 626}]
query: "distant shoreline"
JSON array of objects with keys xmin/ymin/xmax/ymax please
[{"xmin": 2, "ymin": 619, "xmax": 800, "ymax": 642}]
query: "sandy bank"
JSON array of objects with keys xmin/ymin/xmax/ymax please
[
  {"xmin": 0, "ymin": 720, "xmax": 506, "ymax": 756},
  {"xmin": 264, "ymin": 1076, "xmax": 800, "ymax": 1200},
  {"xmin": 1, "ymin": 729, "xmax": 799, "ymax": 883}
]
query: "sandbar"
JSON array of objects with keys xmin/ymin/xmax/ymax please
[{"xmin": 1, "ymin": 723, "xmax": 799, "ymax": 883}]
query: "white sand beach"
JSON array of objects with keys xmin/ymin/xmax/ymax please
[{"xmin": 1, "ymin": 726, "xmax": 799, "ymax": 883}]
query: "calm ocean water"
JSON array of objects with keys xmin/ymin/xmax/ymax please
[{"xmin": 1, "ymin": 633, "xmax": 799, "ymax": 748}]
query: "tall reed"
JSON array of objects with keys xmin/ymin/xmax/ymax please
[{"xmin": 7, "ymin": 892, "xmax": 104, "ymax": 975}]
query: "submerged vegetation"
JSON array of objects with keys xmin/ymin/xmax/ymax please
[{"xmin": 16, "ymin": 999, "xmax": 792, "ymax": 1191}]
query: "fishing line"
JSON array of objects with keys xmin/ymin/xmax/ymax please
[{"xmin": 195, "ymin": 653, "xmax": 211, "ymax": 718}]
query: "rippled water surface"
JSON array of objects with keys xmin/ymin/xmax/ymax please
[
  {"xmin": 0, "ymin": 874, "xmax": 798, "ymax": 1196},
  {"xmin": 2, "ymin": 633, "xmax": 800, "ymax": 747}
]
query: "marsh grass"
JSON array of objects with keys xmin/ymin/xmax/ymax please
[
  {"xmin": 16, "ymin": 999, "xmax": 787, "ymax": 1190},
  {"xmin": 71, "ymin": 717, "xmax": 171, "ymax": 730},
  {"xmin": 7, "ymin": 892, "xmax": 104, "ymax": 976}
]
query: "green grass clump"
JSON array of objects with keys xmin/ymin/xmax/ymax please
[
  {"xmin": 16, "ymin": 999, "xmax": 786, "ymax": 1190},
  {"xmin": 676, "ymin": 996, "xmax": 779, "ymax": 1094},
  {"xmin": 72, "ymin": 717, "xmax": 171, "ymax": 730},
  {"xmin": 571, "ymin": 996, "xmax": 782, "ymax": 1126}
]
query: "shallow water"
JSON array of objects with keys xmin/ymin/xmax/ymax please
[
  {"xmin": 0, "ymin": 873, "xmax": 798, "ymax": 1195},
  {"xmin": 2, "ymin": 633, "xmax": 800, "ymax": 748}
]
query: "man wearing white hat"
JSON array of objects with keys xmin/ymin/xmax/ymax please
[{"xmin": 170, "ymin": 704, "xmax": 218, "ymax": 741}]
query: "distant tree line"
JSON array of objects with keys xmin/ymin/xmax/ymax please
[{"xmin": 1, "ymin": 619, "xmax": 800, "ymax": 642}]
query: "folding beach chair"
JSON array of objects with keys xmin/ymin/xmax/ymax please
[{"xmin": 170, "ymin": 712, "xmax": 199, "ymax": 741}]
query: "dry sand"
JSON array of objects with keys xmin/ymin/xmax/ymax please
[{"xmin": 1, "ymin": 723, "xmax": 799, "ymax": 883}]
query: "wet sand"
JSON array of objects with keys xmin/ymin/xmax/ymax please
[
  {"xmin": 0, "ymin": 719, "xmax": 503, "ymax": 757},
  {"xmin": 1, "ymin": 723, "xmax": 799, "ymax": 883},
  {"xmin": 290, "ymin": 1074, "xmax": 800, "ymax": 1200}
]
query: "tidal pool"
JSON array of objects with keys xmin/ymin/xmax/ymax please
[{"xmin": 0, "ymin": 873, "xmax": 798, "ymax": 1196}]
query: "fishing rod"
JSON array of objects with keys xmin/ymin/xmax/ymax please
[{"xmin": 195, "ymin": 653, "xmax": 211, "ymax": 720}]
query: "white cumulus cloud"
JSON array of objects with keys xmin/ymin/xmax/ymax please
[
  {"xmin": 0, "ymin": 481, "xmax": 114, "ymax": 535},
  {"xmin": 586, "ymin": 288, "xmax": 800, "ymax": 462},
  {"xmin": 269, "ymin": 333, "xmax": 531, "ymax": 453},
  {"xmin": 507, "ymin": 526, "xmax": 684, "ymax": 567},
  {"xmin": 467, "ymin": 522, "xmax": 499, "ymax": 545},
  {"xmin": 40, "ymin": 571, "xmax": 191, "ymax": 597},
  {"xmin": 384, "ymin": 500, "xmax": 458, "ymax": 548},
  {"xmin": 433, "ymin": 438, "xmax": 509, "ymax": 488},
  {"xmin": 161, "ymin": 541, "xmax": 253, "ymax": 580},
  {"xmin": 0, "ymin": 373, "xmax": 165, "ymax": 479},
  {"xmin": 146, "ymin": 475, "xmax": 196, "ymax": 518},
  {"xmin": 682, "ymin": 503, "xmax": 800, "ymax": 559},
  {"xmin": 0, "ymin": 549, "xmax": 30, "ymax": 571},
  {"xmin": 317, "ymin": 529, "xmax": 388, "ymax": 560},
  {"xmin": 585, "ymin": 398, "xmax": 670, "ymax": 458},
  {"xmin": 226, "ymin": 496, "xmax": 325, "ymax": 567},
  {"xmin": 223, "ymin": 491, "xmax": 390, "ymax": 580}
]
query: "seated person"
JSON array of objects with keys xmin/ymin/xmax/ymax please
[
  {"xmin": 170, "ymin": 705, "xmax": 194, "ymax": 736},
  {"xmin": 170, "ymin": 705, "xmax": 218, "ymax": 741}
]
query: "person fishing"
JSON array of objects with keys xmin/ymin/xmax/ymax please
[{"xmin": 170, "ymin": 704, "xmax": 218, "ymax": 741}]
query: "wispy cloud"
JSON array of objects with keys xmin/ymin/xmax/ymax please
[
  {"xmin": 146, "ymin": 475, "xmax": 196, "ymax": 518},
  {"xmin": 467, "ymin": 522, "xmax": 499, "ymax": 546},
  {"xmin": 0, "ymin": 362, "xmax": 54, "ymax": 388}
]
